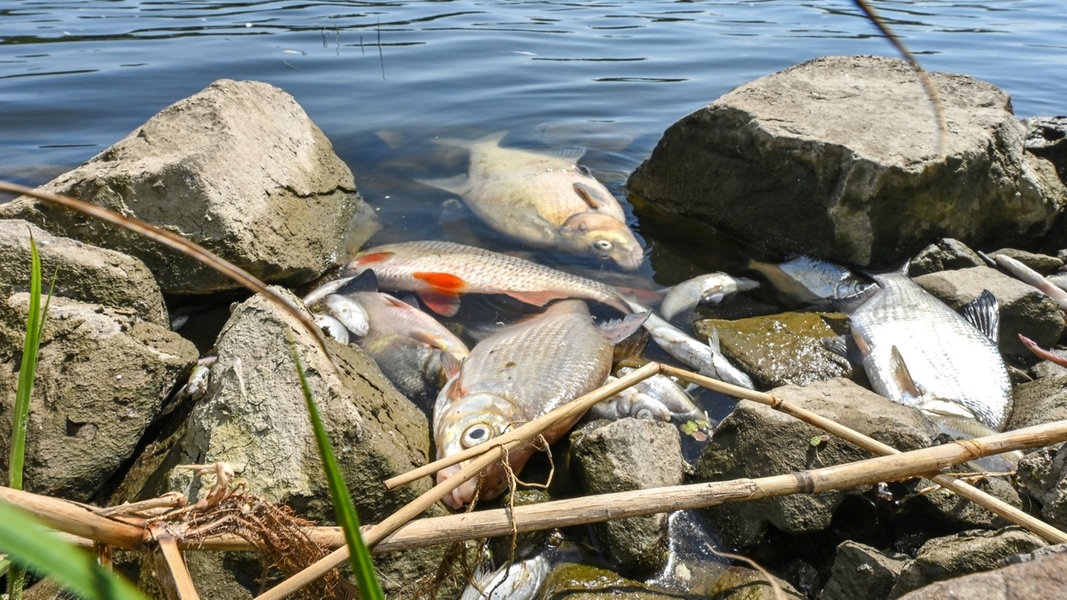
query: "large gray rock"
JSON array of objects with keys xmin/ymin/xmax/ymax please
[
  {"xmin": 693, "ymin": 378, "xmax": 933, "ymax": 548},
  {"xmin": 0, "ymin": 219, "xmax": 167, "ymax": 326},
  {"xmin": 167, "ymin": 287, "xmax": 443, "ymax": 594},
  {"xmin": 1016, "ymin": 442, "xmax": 1067, "ymax": 529},
  {"xmin": 822, "ymin": 541, "xmax": 908, "ymax": 600},
  {"xmin": 628, "ymin": 56, "xmax": 1066, "ymax": 267},
  {"xmin": 1010, "ymin": 375, "xmax": 1067, "ymax": 431},
  {"xmin": 570, "ymin": 418, "xmax": 685, "ymax": 575},
  {"xmin": 0, "ymin": 293, "xmax": 197, "ymax": 501},
  {"xmin": 898, "ymin": 546, "xmax": 1067, "ymax": 600},
  {"xmin": 0, "ymin": 79, "xmax": 370, "ymax": 295},
  {"xmin": 913, "ymin": 266, "xmax": 1065, "ymax": 357},
  {"xmin": 889, "ymin": 528, "xmax": 1046, "ymax": 597}
]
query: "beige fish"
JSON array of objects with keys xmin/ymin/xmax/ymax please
[
  {"xmin": 343, "ymin": 240, "xmax": 631, "ymax": 316},
  {"xmin": 419, "ymin": 131, "xmax": 644, "ymax": 270},
  {"xmin": 433, "ymin": 299, "xmax": 645, "ymax": 508}
]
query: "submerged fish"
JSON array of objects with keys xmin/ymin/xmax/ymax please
[
  {"xmin": 659, "ymin": 272, "xmax": 759, "ymax": 320},
  {"xmin": 843, "ymin": 272, "xmax": 1012, "ymax": 430},
  {"xmin": 343, "ymin": 240, "xmax": 631, "ymax": 316},
  {"xmin": 419, "ymin": 131, "xmax": 644, "ymax": 270},
  {"xmin": 748, "ymin": 256, "xmax": 872, "ymax": 307},
  {"xmin": 433, "ymin": 299, "xmax": 645, "ymax": 509}
]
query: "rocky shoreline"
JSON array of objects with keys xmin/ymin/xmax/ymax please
[{"xmin": 3, "ymin": 56, "xmax": 1067, "ymax": 598}]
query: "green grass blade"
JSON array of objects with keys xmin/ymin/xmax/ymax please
[
  {"xmin": 288, "ymin": 341, "xmax": 384, "ymax": 600},
  {"xmin": 9, "ymin": 236, "xmax": 45, "ymax": 492},
  {"xmin": 0, "ymin": 500, "xmax": 147, "ymax": 600}
]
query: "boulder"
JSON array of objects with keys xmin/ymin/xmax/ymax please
[
  {"xmin": 693, "ymin": 378, "xmax": 932, "ymax": 548},
  {"xmin": 889, "ymin": 527, "xmax": 1046, "ymax": 597},
  {"xmin": 0, "ymin": 293, "xmax": 197, "ymax": 501},
  {"xmin": 913, "ymin": 266, "xmax": 1064, "ymax": 357},
  {"xmin": 1023, "ymin": 115, "xmax": 1067, "ymax": 184},
  {"xmin": 822, "ymin": 541, "xmax": 908, "ymax": 600},
  {"xmin": 1016, "ymin": 442, "xmax": 1067, "ymax": 529},
  {"xmin": 165, "ymin": 287, "xmax": 444, "ymax": 593},
  {"xmin": 898, "ymin": 545, "xmax": 1067, "ymax": 600},
  {"xmin": 570, "ymin": 418, "xmax": 685, "ymax": 575},
  {"xmin": 628, "ymin": 56, "xmax": 1066, "ymax": 267},
  {"xmin": 908, "ymin": 238, "xmax": 986, "ymax": 277},
  {"xmin": 0, "ymin": 219, "xmax": 167, "ymax": 326},
  {"xmin": 1010, "ymin": 375, "xmax": 1067, "ymax": 431},
  {"xmin": 0, "ymin": 79, "xmax": 372, "ymax": 295}
]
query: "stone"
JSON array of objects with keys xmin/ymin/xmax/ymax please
[
  {"xmin": 0, "ymin": 293, "xmax": 197, "ymax": 501},
  {"xmin": 889, "ymin": 528, "xmax": 1047, "ymax": 597},
  {"xmin": 0, "ymin": 79, "xmax": 371, "ymax": 295},
  {"xmin": 1023, "ymin": 115, "xmax": 1067, "ymax": 184},
  {"xmin": 693, "ymin": 378, "xmax": 933, "ymax": 548},
  {"xmin": 163, "ymin": 287, "xmax": 444, "ymax": 594},
  {"xmin": 898, "ymin": 547, "xmax": 1067, "ymax": 600},
  {"xmin": 1009, "ymin": 375, "xmax": 1067, "ymax": 431},
  {"xmin": 628, "ymin": 56, "xmax": 1066, "ymax": 268},
  {"xmin": 696, "ymin": 311, "xmax": 853, "ymax": 389},
  {"xmin": 1016, "ymin": 442, "xmax": 1067, "ymax": 529},
  {"xmin": 0, "ymin": 219, "xmax": 168, "ymax": 326},
  {"xmin": 570, "ymin": 418, "xmax": 685, "ymax": 575},
  {"xmin": 913, "ymin": 266, "xmax": 1065, "ymax": 357},
  {"xmin": 991, "ymin": 247, "xmax": 1064, "ymax": 274},
  {"xmin": 908, "ymin": 238, "xmax": 986, "ymax": 277},
  {"xmin": 822, "ymin": 541, "xmax": 908, "ymax": 600}
]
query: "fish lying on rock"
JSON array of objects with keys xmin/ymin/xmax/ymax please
[
  {"xmin": 419, "ymin": 132, "xmax": 644, "ymax": 271},
  {"xmin": 343, "ymin": 240, "xmax": 631, "ymax": 316},
  {"xmin": 433, "ymin": 299, "xmax": 646, "ymax": 509},
  {"xmin": 589, "ymin": 368, "xmax": 706, "ymax": 423},
  {"xmin": 659, "ymin": 272, "xmax": 759, "ymax": 320},
  {"xmin": 839, "ymin": 271, "xmax": 1012, "ymax": 431},
  {"xmin": 748, "ymin": 256, "xmax": 872, "ymax": 307}
]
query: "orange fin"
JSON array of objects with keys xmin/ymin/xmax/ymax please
[
  {"xmin": 413, "ymin": 271, "xmax": 467, "ymax": 293},
  {"xmin": 351, "ymin": 251, "xmax": 394, "ymax": 266},
  {"xmin": 416, "ymin": 290, "xmax": 461, "ymax": 317}
]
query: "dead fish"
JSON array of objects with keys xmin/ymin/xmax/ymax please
[
  {"xmin": 433, "ymin": 299, "xmax": 646, "ymax": 509},
  {"xmin": 624, "ymin": 298, "xmax": 754, "ymax": 390},
  {"xmin": 460, "ymin": 553, "xmax": 552, "ymax": 600},
  {"xmin": 343, "ymin": 240, "xmax": 631, "ymax": 316},
  {"xmin": 313, "ymin": 313, "xmax": 351, "ymax": 344},
  {"xmin": 590, "ymin": 370, "xmax": 705, "ymax": 423},
  {"xmin": 659, "ymin": 272, "xmax": 759, "ymax": 320},
  {"xmin": 989, "ymin": 252, "xmax": 1067, "ymax": 311},
  {"xmin": 321, "ymin": 293, "xmax": 370, "ymax": 337},
  {"xmin": 748, "ymin": 256, "xmax": 872, "ymax": 307},
  {"xmin": 843, "ymin": 272, "xmax": 1012, "ymax": 430},
  {"xmin": 419, "ymin": 131, "xmax": 644, "ymax": 270}
]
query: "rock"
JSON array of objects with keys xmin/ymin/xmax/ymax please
[
  {"xmin": 898, "ymin": 545, "xmax": 1067, "ymax": 600},
  {"xmin": 908, "ymin": 238, "xmax": 986, "ymax": 277},
  {"xmin": 901, "ymin": 475, "xmax": 1022, "ymax": 531},
  {"xmin": 164, "ymin": 287, "xmax": 443, "ymax": 594},
  {"xmin": 696, "ymin": 312, "xmax": 853, "ymax": 389},
  {"xmin": 1023, "ymin": 115, "xmax": 1067, "ymax": 184},
  {"xmin": 913, "ymin": 266, "xmax": 1065, "ymax": 357},
  {"xmin": 0, "ymin": 293, "xmax": 197, "ymax": 501},
  {"xmin": 889, "ymin": 527, "xmax": 1046, "ymax": 597},
  {"xmin": 991, "ymin": 248, "xmax": 1064, "ymax": 274},
  {"xmin": 1008, "ymin": 375, "xmax": 1067, "ymax": 431},
  {"xmin": 1016, "ymin": 442, "xmax": 1067, "ymax": 529},
  {"xmin": 627, "ymin": 56, "xmax": 1066, "ymax": 267},
  {"xmin": 822, "ymin": 541, "xmax": 908, "ymax": 600},
  {"xmin": 541, "ymin": 563, "xmax": 681, "ymax": 599},
  {"xmin": 570, "ymin": 418, "xmax": 685, "ymax": 575},
  {"xmin": 693, "ymin": 378, "xmax": 933, "ymax": 548},
  {"xmin": 0, "ymin": 79, "xmax": 371, "ymax": 295},
  {"xmin": 0, "ymin": 219, "xmax": 168, "ymax": 326}
]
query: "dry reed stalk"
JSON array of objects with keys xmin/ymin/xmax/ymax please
[
  {"xmin": 152, "ymin": 527, "xmax": 201, "ymax": 600},
  {"xmin": 0, "ymin": 486, "xmax": 145, "ymax": 549}
]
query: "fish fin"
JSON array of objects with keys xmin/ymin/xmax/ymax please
[
  {"xmin": 417, "ymin": 173, "xmax": 470, "ymax": 196},
  {"xmin": 598, "ymin": 311, "xmax": 650, "ymax": 345},
  {"xmin": 413, "ymin": 271, "xmax": 467, "ymax": 293},
  {"xmin": 545, "ymin": 146, "xmax": 587, "ymax": 161},
  {"xmin": 960, "ymin": 289, "xmax": 1000, "ymax": 342},
  {"xmin": 888, "ymin": 345, "xmax": 924, "ymax": 401},
  {"xmin": 335, "ymin": 269, "xmax": 379, "ymax": 295},
  {"xmin": 572, "ymin": 181, "xmax": 610, "ymax": 209},
  {"xmin": 346, "ymin": 251, "xmax": 394, "ymax": 275},
  {"xmin": 439, "ymin": 352, "xmax": 463, "ymax": 380},
  {"xmin": 502, "ymin": 290, "xmax": 573, "ymax": 308},
  {"xmin": 821, "ymin": 335, "xmax": 849, "ymax": 358},
  {"xmin": 415, "ymin": 291, "xmax": 461, "ymax": 317},
  {"xmin": 431, "ymin": 130, "xmax": 508, "ymax": 149}
]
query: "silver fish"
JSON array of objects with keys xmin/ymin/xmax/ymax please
[
  {"xmin": 419, "ymin": 131, "xmax": 644, "ymax": 270},
  {"xmin": 591, "ymin": 371, "xmax": 705, "ymax": 423},
  {"xmin": 460, "ymin": 553, "xmax": 551, "ymax": 600},
  {"xmin": 433, "ymin": 299, "xmax": 644, "ymax": 509},
  {"xmin": 313, "ymin": 312, "xmax": 351, "ymax": 344},
  {"xmin": 321, "ymin": 293, "xmax": 370, "ymax": 337},
  {"xmin": 989, "ymin": 252, "xmax": 1067, "ymax": 311},
  {"xmin": 624, "ymin": 298, "xmax": 754, "ymax": 390},
  {"xmin": 659, "ymin": 272, "xmax": 759, "ymax": 320},
  {"xmin": 748, "ymin": 256, "xmax": 872, "ymax": 307},
  {"xmin": 343, "ymin": 240, "xmax": 631, "ymax": 316},
  {"xmin": 845, "ymin": 272, "xmax": 1012, "ymax": 430}
]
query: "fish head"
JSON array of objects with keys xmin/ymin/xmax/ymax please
[
  {"xmin": 558, "ymin": 212, "xmax": 644, "ymax": 271},
  {"xmin": 434, "ymin": 392, "xmax": 522, "ymax": 509}
]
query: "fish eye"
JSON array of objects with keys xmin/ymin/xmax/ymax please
[
  {"xmin": 461, "ymin": 423, "xmax": 493, "ymax": 448},
  {"xmin": 577, "ymin": 164, "xmax": 592, "ymax": 176},
  {"xmin": 593, "ymin": 239, "xmax": 613, "ymax": 252}
]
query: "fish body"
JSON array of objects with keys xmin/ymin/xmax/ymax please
[
  {"xmin": 846, "ymin": 272, "xmax": 1012, "ymax": 430},
  {"xmin": 990, "ymin": 252, "xmax": 1067, "ymax": 311},
  {"xmin": 749, "ymin": 256, "xmax": 872, "ymax": 307},
  {"xmin": 591, "ymin": 370, "xmax": 705, "ymax": 423},
  {"xmin": 459, "ymin": 553, "xmax": 551, "ymax": 600},
  {"xmin": 343, "ymin": 240, "xmax": 630, "ymax": 316},
  {"xmin": 353, "ymin": 290, "xmax": 470, "ymax": 408},
  {"xmin": 433, "ymin": 299, "xmax": 641, "ymax": 508},
  {"xmin": 313, "ymin": 313, "xmax": 351, "ymax": 345},
  {"xmin": 659, "ymin": 272, "xmax": 759, "ymax": 320},
  {"xmin": 420, "ymin": 132, "xmax": 644, "ymax": 270}
]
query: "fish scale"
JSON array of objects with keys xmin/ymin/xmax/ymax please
[{"xmin": 847, "ymin": 272, "xmax": 1012, "ymax": 430}]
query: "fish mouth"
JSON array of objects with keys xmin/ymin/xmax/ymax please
[
  {"xmin": 613, "ymin": 244, "xmax": 645, "ymax": 271},
  {"xmin": 436, "ymin": 465, "xmax": 481, "ymax": 510}
]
